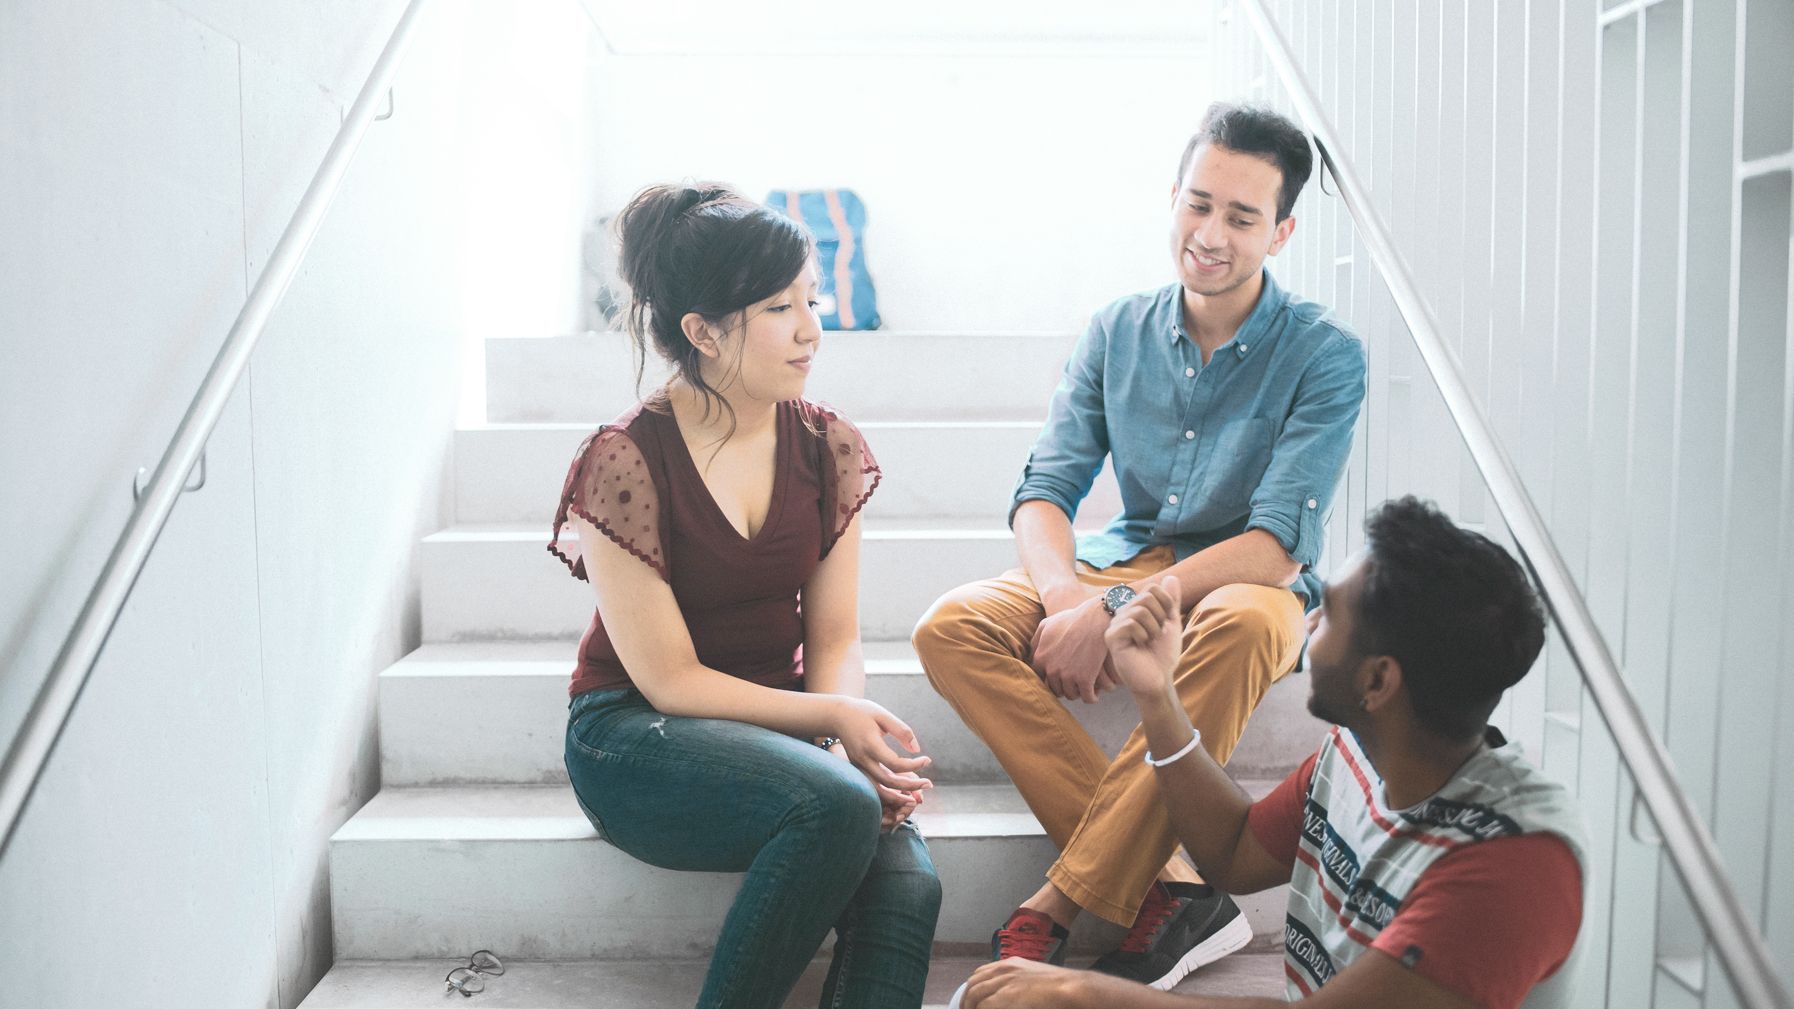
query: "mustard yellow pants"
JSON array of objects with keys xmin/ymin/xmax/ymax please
[{"xmin": 911, "ymin": 545, "xmax": 1305, "ymax": 926}]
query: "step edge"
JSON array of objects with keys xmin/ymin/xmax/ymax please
[
  {"xmin": 460, "ymin": 419, "xmax": 1048, "ymax": 434},
  {"xmin": 333, "ymin": 780, "xmax": 1294, "ymax": 844}
]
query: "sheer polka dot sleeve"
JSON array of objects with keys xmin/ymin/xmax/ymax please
[
  {"xmin": 548, "ymin": 427, "xmax": 668, "ymax": 582},
  {"xmin": 817, "ymin": 408, "xmax": 881, "ymax": 558}
]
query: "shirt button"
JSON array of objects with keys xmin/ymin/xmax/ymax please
[
  {"xmin": 1184, "ymin": 430, "xmax": 1195, "ymax": 440},
  {"xmin": 1168, "ymin": 494, "xmax": 1180, "ymax": 505},
  {"xmin": 1306, "ymin": 498, "xmax": 1319, "ymax": 509},
  {"xmin": 1239, "ymin": 344, "xmax": 1249, "ymax": 354},
  {"xmin": 1184, "ymin": 367, "xmax": 1196, "ymax": 377}
]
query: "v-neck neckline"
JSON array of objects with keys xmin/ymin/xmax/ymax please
[{"xmin": 662, "ymin": 402, "xmax": 790, "ymax": 546}]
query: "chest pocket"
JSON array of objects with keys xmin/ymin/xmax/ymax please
[{"xmin": 1197, "ymin": 417, "xmax": 1274, "ymax": 512}]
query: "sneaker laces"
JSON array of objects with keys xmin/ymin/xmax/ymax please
[
  {"xmin": 1118, "ymin": 883, "xmax": 1179, "ymax": 954},
  {"xmin": 995, "ymin": 910, "xmax": 1061, "ymax": 961}
]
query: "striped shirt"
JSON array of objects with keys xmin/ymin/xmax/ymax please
[{"xmin": 1249, "ymin": 726, "xmax": 1588, "ymax": 1007}]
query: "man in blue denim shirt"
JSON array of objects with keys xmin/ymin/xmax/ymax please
[{"xmin": 917, "ymin": 104, "xmax": 1366, "ymax": 999}]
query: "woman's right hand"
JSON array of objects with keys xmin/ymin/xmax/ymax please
[
  {"xmin": 832, "ymin": 697, "xmax": 933, "ymax": 792},
  {"xmin": 875, "ymin": 784, "xmax": 922, "ymax": 831}
]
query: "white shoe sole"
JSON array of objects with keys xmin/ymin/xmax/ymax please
[
  {"xmin": 1147, "ymin": 912, "xmax": 1255, "ymax": 990},
  {"xmin": 949, "ymin": 916, "xmax": 1252, "ymax": 1004}
]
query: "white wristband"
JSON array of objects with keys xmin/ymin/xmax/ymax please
[{"xmin": 1145, "ymin": 730, "xmax": 1202, "ymax": 767}]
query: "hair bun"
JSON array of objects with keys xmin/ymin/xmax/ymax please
[
  {"xmin": 651, "ymin": 183, "xmax": 738, "ymax": 224},
  {"xmin": 667, "ymin": 184, "xmax": 716, "ymax": 217},
  {"xmin": 616, "ymin": 183, "xmax": 743, "ymax": 293}
]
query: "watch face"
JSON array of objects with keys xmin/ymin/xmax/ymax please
[{"xmin": 1104, "ymin": 585, "xmax": 1136, "ymax": 613}]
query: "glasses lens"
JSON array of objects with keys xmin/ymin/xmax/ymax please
[
  {"xmin": 469, "ymin": 950, "xmax": 505, "ymax": 976},
  {"xmin": 445, "ymin": 967, "xmax": 484, "ymax": 996}
]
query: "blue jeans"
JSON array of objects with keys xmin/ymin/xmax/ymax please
[{"xmin": 566, "ymin": 688, "xmax": 942, "ymax": 1009}]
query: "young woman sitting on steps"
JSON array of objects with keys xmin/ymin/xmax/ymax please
[{"xmin": 549, "ymin": 183, "xmax": 941, "ymax": 1009}]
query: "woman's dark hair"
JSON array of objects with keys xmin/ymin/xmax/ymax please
[
  {"xmin": 1176, "ymin": 103, "xmax": 1314, "ymax": 222},
  {"xmin": 1354, "ymin": 496, "xmax": 1548, "ymax": 740},
  {"xmin": 614, "ymin": 183, "xmax": 813, "ymax": 440}
]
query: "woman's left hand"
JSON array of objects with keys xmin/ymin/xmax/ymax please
[{"xmin": 826, "ymin": 742, "xmax": 920, "ymax": 830}]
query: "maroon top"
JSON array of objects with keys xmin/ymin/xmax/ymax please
[{"xmin": 548, "ymin": 398, "xmax": 880, "ymax": 698}]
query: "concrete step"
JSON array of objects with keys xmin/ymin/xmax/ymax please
[
  {"xmin": 298, "ymin": 952, "xmax": 1287, "ymax": 1007},
  {"xmin": 484, "ymin": 331, "xmax": 1082, "ymax": 424},
  {"xmin": 378, "ymin": 641, "xmax": 1325, "ymax": 787},
  {"xmin": 421, "ymin": 520, "xmax": 1033, "ymax": 643},
  {"xmin": 328, "ymin": 783, "xmax": 1290, "ymax": 962},
  {"xmin": 452, "ymin": 420, "xmax": 1122, "ymax": 526}
]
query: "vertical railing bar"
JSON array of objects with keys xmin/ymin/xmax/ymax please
[
  {"xmin": 1657, "ymin": 0, "xmax": 1697, "ymax": 832},
  {"xmin": 1634, "ymin": 20, "xmax": 1701, "ymax": 988},
  {"xmin": 1711, "ymin": 0, "xmax": 1750, "ymax": 980},
  {"xmin": 1771, "ymin": 46, "xmax": 1794, "ymax": 952},
  {"xmin": 1591, "ymin": 15, "xmax": 1628, "ymax": 1002},
  {"xmin": 1545, "ymin": 0, "xmax": 1573, "ymax": 746},
  {"xmin": 1623, "ymin": 11, "xmax": 1645, "ymax": 613}
]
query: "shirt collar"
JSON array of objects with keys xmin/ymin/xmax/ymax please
[{"xmin": 1166, "ymin": 268, "xmax": 1288, "ymax": 354}]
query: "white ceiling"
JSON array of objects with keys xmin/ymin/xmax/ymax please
[{"xmin": 575, "ymin": 0, "xmax": 1214, "ymax": 56}]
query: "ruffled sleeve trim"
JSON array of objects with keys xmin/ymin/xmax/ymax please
[
  {"xmin": 809, "ymin": 402, "xmax": 881, "ymax": 557},
  {"xmin": 548, "ymin": 426, "xmax": 669, "ymax": 583}
]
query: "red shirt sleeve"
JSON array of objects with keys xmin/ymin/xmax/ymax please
[
  {"xmin": 1371, "ymin": 833, "xmax": 1583, "ymax": 1009},
  {"xmin": 1247, "ymin": 750, "xmax": 1318, "ymax": 867}
]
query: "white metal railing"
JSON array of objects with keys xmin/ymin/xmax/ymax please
[
  {"xmin": 1233, "ymin": 2, "xmax": 1791, "ymax": 1008},
  {"xmin": 0, "ymin": 0, "xmax": 434, "ymax": 857}
]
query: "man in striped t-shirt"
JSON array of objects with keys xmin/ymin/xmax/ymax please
[{"xmin": 959, "ymin": 497, "xmax": 1586, "ymax": 1009}]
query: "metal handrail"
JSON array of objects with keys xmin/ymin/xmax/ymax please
[
  {"xmin": 0, "ymin": 0, "xmax": 433, "ymax": 857},
  {"xmin": 1233, "ymin": 3, "xmax": 1791, "ymax": 1007}
]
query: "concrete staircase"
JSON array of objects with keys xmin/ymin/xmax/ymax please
[{"xmin": 299, "ymin": 331, "xmax": 1324, "ymax": 1007}]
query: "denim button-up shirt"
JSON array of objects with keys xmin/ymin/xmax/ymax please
[{"xmin": 1010, "ymin": 270, "xmax": 1366, "ymax": 609}]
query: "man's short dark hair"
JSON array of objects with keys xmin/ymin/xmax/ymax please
[
  {"xmin": 1354, "ymin": 496, "xmax": 1548, "ymax": 740},
  {"xmin": 1177, "ymin": 103, "xmax": 1315, "ymax": 222}
]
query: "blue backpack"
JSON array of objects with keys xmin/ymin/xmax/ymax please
[{"xmin": 766, "ymin": 189, "xmax": 881, "ymax": 330}]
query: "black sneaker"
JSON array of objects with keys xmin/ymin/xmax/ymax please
[
  {"xmin": 1090, "ymin": 882, "xmax": 1253, "ymax": 990},
  {"xmin": 946, "ymin": 908, "xmax": 1070, "ymax": 1008}
]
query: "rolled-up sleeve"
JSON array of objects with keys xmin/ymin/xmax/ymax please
[
  {"xmin": 1009, "ymin": 316, "xmax": 1111, "ymax": 526},
  {"xmin": 1246, "ymin": 333, "xmax": 1366, "ymax": 568}
]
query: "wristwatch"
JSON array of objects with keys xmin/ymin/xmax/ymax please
[{"xmin": 1101, "ymin": 584, "xmax": 1138, "ymax": 616}]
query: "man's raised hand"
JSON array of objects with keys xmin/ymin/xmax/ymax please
[{"xmin": 1102, "ymin": 580, "xmax": 1184, "ymax": 698}]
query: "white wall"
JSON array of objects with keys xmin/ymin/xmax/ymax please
[
  {"xmin": 1214, "ymin": 1, "xmax": 1794, "ymax": 1006},
  {"xmin": 586, "ymin": 49, "xmax": 1220, "ymax": 333},
  {"xmin": 457, "ymin": 2, "xmax": 608, "ymax": 422},
  {"xmin": 0, "ymin": 2, "xmax": 604, "ymax": 1006}
]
